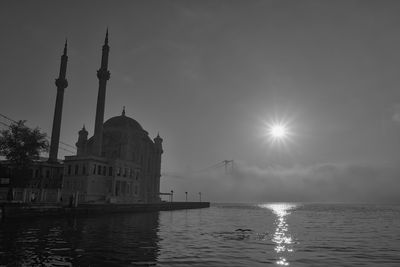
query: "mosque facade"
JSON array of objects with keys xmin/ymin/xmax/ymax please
[{"xmin": 61, "ymin": 112, "xmax": 163, "ymax": 204}]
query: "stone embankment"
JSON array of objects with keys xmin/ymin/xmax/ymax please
[{"xmin": 0, "ymin": 201, "xmax": 210, "ymax": 219}]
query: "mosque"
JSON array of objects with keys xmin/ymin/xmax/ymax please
[
  {"xmin": 59, "ymin": 31, "xmax": 163, "ymax": 204},
  {"xmin": 0, "ymin": 31, "xmax": 163, "ymax": 203},
  {"xmin": 0, "ymin": 31, "xmax": 160, "ymax": 205}
]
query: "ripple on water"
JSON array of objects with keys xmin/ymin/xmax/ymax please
[{"xmin": 1, "ymin": 204, "xmax": 400, "ymax": 266}]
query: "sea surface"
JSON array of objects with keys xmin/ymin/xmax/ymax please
[{"xmin": 1, "ymin": 203, "xmax": 400, "ymax": 266}]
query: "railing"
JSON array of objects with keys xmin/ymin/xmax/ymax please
[{"xmin": 0, "ymin": 187, "xmax": 61, "ymax": 203}]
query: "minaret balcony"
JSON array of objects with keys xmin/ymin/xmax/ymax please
[
  {"xmin": 55, "ymin": 78, "xmax": 68, "ymax": 89},
  {"xmin": 97, "ymin": 69, "xmax": 110, "ymax": 80}
]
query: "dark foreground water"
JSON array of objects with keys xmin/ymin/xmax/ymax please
[{"xmin": 1, "ymin": 203, "xmax": 400, "ymax": 266}]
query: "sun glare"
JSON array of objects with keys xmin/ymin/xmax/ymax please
[
  {"xmin": 267, "ymin": 123, "xmax": 290, "ymax": 143},
  {"xmin": 270, "ymin": 124, "xmax": 288, "ymax": 139},
  {"xmin": 261, "ymin": 118, "xmax": 293, "ymax": 146}
]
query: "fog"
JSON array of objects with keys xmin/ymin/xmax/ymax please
[{"xmin": 163, "ymin": 161, "xmax": 400, "ymax": 203}]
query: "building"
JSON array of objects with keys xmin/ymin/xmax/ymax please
[
  {"xmin": 61, "ymin": 31, "xmax": 163, "ymax": 204},
  {"xmin": 0, "ymin": 40, "xmax": 68, "ymax": 201},
  {"xmin": 1, "ymin": 31, "xmax": 163, "ymax": 204}
]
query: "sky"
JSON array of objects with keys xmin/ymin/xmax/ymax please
[{"xmin": 1, "ymin": 0, "xmax": 400, "ymax": 203}]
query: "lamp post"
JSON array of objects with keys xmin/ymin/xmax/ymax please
[
  {"xmin": 170, "ymin": 190, "xmax": 174, "ymax": 202},
  {"xmin": 198, "ymin": 192, "xmax": 202, "ymax": 202},
  {"xmin": 185, "ymin": 191, "xmax": 188, "ymax": 202}
]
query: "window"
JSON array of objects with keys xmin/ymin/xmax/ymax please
[
  {"xmin": 116, "ymin": 181, "xmax": 120, "ymax": 196},
  {"xmin": 34, "ymin": 169, "xmax": 39, "ymax": 178},
  {"xmin": 108, "ymin": 166, "xmax": 113, "ymax": 176},
  {"xmin": 75, "ymin": 165, "xmax": 79, "ymax": 175},
  {"xmin": 46, "ymin": 170, "xmax": 50, "ymax": 178},
  {"xmin": 124, "ymin": 168, "xmax": 127, "ymax": 177},
  {"xmin": 135, "ymin": 172, "xmax": 139, "ymax": 180},
  {"xmin": 68, "ymin": 165, "xmax": 71, "ymax": 175},
  {"xmin": 103, "ymin": 166, "xmax": 106, "ymax": 175},
  {"xmin": 97, "ymin": 165, "xmax": 101, "ymax": 175},
  {"xmin": 82, "ymin": 165, "xmax": 86, "ymax": 175},
  {"xmin": 117, "ymin": 167, "xmax": 121, "ymax": 176},
  {"xmin": 93, "ymin": 164, "xmax": 96, "ymax": 174}
]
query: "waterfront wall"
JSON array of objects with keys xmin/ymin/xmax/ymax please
[
  {"xmin": 70, "ymin": 202, "xmax": 210, "ymax": 215},
  {"xmin": 0, "ymin": 201, "xmax": 210, "ymax": 219}
]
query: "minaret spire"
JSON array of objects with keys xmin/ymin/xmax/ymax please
[
  {"xmin": 105, "ymin": 28, "xmax": 108, "ymax": 45},
  {"xmin": 49, "ymin": 39, "xmax": 69, "ymax": 162},
  {"xmin": 63, "ymin": 39, "xmax": 67, "ymax": 55},
  {"xmin": 93, "ymin": 29, "xmax": 111, "ymax": 156},
  {"xmin": 100, "ymin": 29, "xmax": 109, "ymax": 70}
]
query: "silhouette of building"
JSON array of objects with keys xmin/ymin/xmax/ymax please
[
  {"xmin": 1, "ymin": 31, "xmax": 163, "ymax": 204},
  {"xmin": 61, "ymin": 31, "xmax": 163, "ymax": 203},
  {"xmin": 0, "ymin": 41, "xmax": 68, "ymax": 194}
]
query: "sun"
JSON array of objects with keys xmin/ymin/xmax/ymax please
[
  {"xmin": 269, "ymin": 124, "xmax": 288, "ymax": 139},
  {"xmin": 262, "ymin": 119, "xmax": 292, "ymax": 145}
]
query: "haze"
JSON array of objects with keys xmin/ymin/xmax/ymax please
[{"xmin": 1, "ymin": 0, "xmax": 399, "ymax": 203}]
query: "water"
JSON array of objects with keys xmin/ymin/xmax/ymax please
[{"xmin": 1, "ymin": 203, "xmax": 400, "ymax": 266}]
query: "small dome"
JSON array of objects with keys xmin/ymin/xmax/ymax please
[{"xmin": 104, "ymin": 115, "xmax": 144, "ymax": 131}]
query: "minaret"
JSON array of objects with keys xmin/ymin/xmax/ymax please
[
  {"xmin": 93, "ymin": 29, "xmax": 111, "ymax": 156},
  {"xmin": 49, "ymin": 40, "xmax": 68, "ymax": 162},
  {"xmin": 153, "ymin": 133, "xmax": 163, "ymax": 202}
]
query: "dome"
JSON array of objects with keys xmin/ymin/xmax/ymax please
[{"xmin": 103, "ymin": 115, "xmax": 144, "ymax": 132}]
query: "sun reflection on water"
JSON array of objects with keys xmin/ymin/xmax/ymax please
[{"xmin": 259, "ymin": 203, "xmax": 297, "ymax": 266}]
